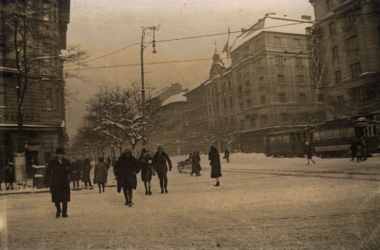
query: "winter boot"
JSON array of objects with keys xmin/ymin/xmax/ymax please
[
  {"xmin": 160, "ymin": 179, "xmax": 164, "ymax": 193},
  {"xmin": 148, "ymin": 186, "xmax": 152, "ymax": 195},
  {"xmin": 164, "ymin": 179, "xmax": 168, "ymax": 193},
  {"xmin": 215, "ymin": 181, "xmax": 220, "ymax": 187}
]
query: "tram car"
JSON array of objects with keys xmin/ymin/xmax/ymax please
[
  {"xmin": 312, "ymin": 118, "xmax": 380, "ymax": 158},
  {"xmin": 265, "ymin": 130, "xmax": 312, "ymax": 157}
]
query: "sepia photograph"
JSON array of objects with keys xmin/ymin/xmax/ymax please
[{"xmin": 0, "ymin": 0, "xmax": 380, "ymax": 249}]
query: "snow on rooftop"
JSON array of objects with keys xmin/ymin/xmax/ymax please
[
  {"xmin": 161, "ymin": 91, "xmax": 187, "ymax": 107},
  {"xmin": 232, "ymin": 14, "xmax": 313, "ymax": 51}
]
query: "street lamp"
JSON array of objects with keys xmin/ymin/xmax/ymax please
[{"xmin": 140, "ymin": 25, "xmax": 160, "ymax": 149}]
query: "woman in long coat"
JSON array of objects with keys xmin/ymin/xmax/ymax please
[
  {"xmin": 70, "ymin": 159, "xmax": 82, "ymax": 189},
  {"xmin": 81, "ymin": 158, "xmax": 93, "ymax": 188},
  {"xmin": 139, "ymin": 148, "xmax": 154, "ymax": 195},
  {"xmin": 304, "ymin": 142, "xmax": 315, "ymax": 165},
  {"xmin": 94, "ymin": 158, "xmax": 108, "ymax": 193},
  {"xmin": 4, "ymin": 161, "xmax": 15, "ymax": 190},
  {"xmin": 208, "ymin": 146, "xmax": 222, "ymax": 186},
  {"xmin": 191, "ymin": 151, "xmax": 202, "ymax": 177},
  {"xmin": 43, "ymin": 148, "xmax": 71, "ymax": 218}
]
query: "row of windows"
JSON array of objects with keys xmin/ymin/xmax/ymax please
[
  {"xmin": 332, "ymin": 62, "xmax": 361, "ymax": 84},
  {"xmin": 0, "ymin": 86, "xmax": 60, "ymax": 110}
]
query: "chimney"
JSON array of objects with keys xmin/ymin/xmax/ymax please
[{"xmin": 302, "ymin": 15, "xmax": 312, "ymax": 20}]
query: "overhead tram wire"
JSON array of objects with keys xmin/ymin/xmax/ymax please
[{"xmin": 64, "ymin": 11, "xmax": 379, "ymax": 70}]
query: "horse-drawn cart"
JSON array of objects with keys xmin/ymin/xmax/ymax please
[{"xmin": 177, "ymin": 160, "xmax": 192, "ymax": 173}]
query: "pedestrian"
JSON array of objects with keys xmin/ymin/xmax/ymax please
[
  {"xmin": 350, "ymin": 139, "xmax": 358, "ymax": 161},
  {"xmin": 4, "ymin": 160, "xmax": 15, "ymax": 190},
  {"xmin": 70, "ymin": 159, "xmax": 82, "ymax": 189},
  {"xmin": 139, "ymin": 148, "xmax": 154, "ymax": 195},
  {"xmin": 224, "ymin": 148, "xmax": 230, "ymax": 163},
  {"xmin": 358, "ymin": 136, "xmax": 367, "ymax": 162},
  {"xmin": 94, "ymin": 157, "xmax": 108, "ymax": 193},
  {"xmin": 81, "ymin": 158, "xmax": 93, "ymax": 189},
  {"xmin": 304, "ymin": 141, "xmax": 315, "ymax": 165},
  {"xmin": 0, "ymin": 160, "xmax": 4, "ymax": 191},
  {"xmin": 208, "ymin": 145, "xmax": 222, "ymax": 186},
  {"xmin": 43, "ymin": 148, "xmax": 71, "ymax": 218},
  {"xmin": 152, "ymin": 145, "xmax": 172, "ymax": 194},
  {"xmin": 114, "ymin": 149, "xmax": 141, "ymax": 207},
  {"xmin": 106, "ymin": 156, "xmax": 112, "ymax": 169},
  {"xmin": 190, "ymin": 151, "xmax": 202, "ymax": 177}
]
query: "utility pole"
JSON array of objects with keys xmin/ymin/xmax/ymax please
[{"xmin": 140, "ymin": 25, "xmax": 159, "ymax": 149}]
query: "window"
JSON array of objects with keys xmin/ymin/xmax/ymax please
[
  {"xmin": 332, "ymin": 46, "xmax": 339, "ymax": 60},
  {"xmin": 281, "ymin": 113, "xmax": 289, "ymax": 123},
  {"xmin": 274, "ymin": 37, "xmax": 281, "ymax": 45},
  {"xmin": 0, "ymin": 35, "xmax": 5, "ymax": 52},
  {"xmin": 0, "ymin": 85, "xmax": 7, "ymax": 107},
  {"xmin": 229, "ymin": 96, "xmax": 233, "ymax": 108},
  {"xmin": 216, "ymin": 100, "xmax": 219, "ymax": 112},
  {"xmin": 43, "ymin": 1, "xmax": 50, "ymax": 21},
  {"xmin": 222, "ymin": 82, "xmax": 226, "ymax": 92},
  {"xmin": 350, "ymin": 62, "xmax": 361, "ymax": 78},
  {"xmin": 347, "ymin": 36, "xmax": 358, "ymax": 50},
  {"xmin": 279, "ymin": 94, "xmax": 287, "ymax": 103},
  {"xmin": 56, "ymin": 90, "xmax": 60, "ymax": 110},
  {"xmin": 228, "ymin": 80, "xmax": 232, "ymax": 89},
  {"xmin": 46, "ymin": 89, "xmax": 52, "ymax": 110},
  {"xmin": 261, "ymin": 115, "xmax": 267, "ymax": 125},
  {"xmin": 337, "ymin": 95, "xmax": 344, "ymax": 106},
  {"xmin": 261, "ymin": 96, "xmax": 266, "ymax": 105},
  {"xmin": 223, "ymin": 98, "xmax": 227, "ymax": 109},
  {"xmin": 329, "ymin": 22, "xmax": 336, "ymax": 36},
  {"xmin": 240, "ymin": 120, "xmax": 245, "ymax": 130},
  {"xmin": 238, "ymin": 85, "xmax": 243, "ymax": 94},
  {"xmin": 275, "ymin": 56, "xmax": 283, "ymax": 65},
  {"xmin": 296, "ymin": 58, "xmax": 302, "ymax": 67},
  {"xmin": 335, "ymin": 70, "xmax": 341, "ymax": 84},
  {"xmin": 277, "ymin": 75, "xmax": 285, "ymax": 84},
  {"xmin": 326, "ymin": 0, "xmax": 332, "ymax": 11},
  {"xmin": 318, "ymin": 94, "xmax": 324, "ymax": 102},
  {"xmin": 344, "ymin": 10, "xmax": 356, "ymax": 25},
  {"xmin": 297, "ymin": 75, "xmax": 304, "ymax": 85},
  {"xmin": 299, "ymin": 93, "xmax": 306, "ymax": 103},
  {"xmin": 239, "ymin": 102, "xmax": 244, "ymax": 110},
  {"xmin": 259, "ymin": 77, "xmax": 265, "ymax": 93},
  {"xmin": 247, "ymin": 99, "xmax": 252, "ymax": 108},
  {"xmin": 293, "ymin": 39, "xmax": 301, "ymax": 47},
  {"xmin": 250, "ymin": 117, "xmax": 256, "ymax": 127},
  {"xmin": 245, "ymin": 81, "xmax": 250, "ymax": 87}
]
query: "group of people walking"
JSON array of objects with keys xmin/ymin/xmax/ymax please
[
  {"xmin": 0, "ymin": 161, "xmax": 15, "ymax": 191},
  {"xmin": 43, "ymin": 144, "xmax": 224, "ymax": 217},
  {"xmin": 350, "ymin": 136, "xmax": 367, "ymax": 162}
]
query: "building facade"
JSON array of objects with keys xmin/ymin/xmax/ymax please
[
  {"xmin": 0, "ymin": 0, "xmax": 70, "ymax": 176},
  {"xmin": 308, "ymin": 0, "xmax": 380, "ymax": 120}
]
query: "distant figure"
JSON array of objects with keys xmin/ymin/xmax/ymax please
[
  {"xmin": 304, "ymin": 141, "xmax": 315, "ymax": 165},
  {"xmin": 208, "ymin": 146, "xmax": 222, "ymax": 186},
  {"xmin": 152, "ymin": 145, "xmax": 172, "ymax": 194},
  {"xmin": 139, "ymin": 148, "xmax": 154, "ymax": 195},
  {"xmin": 106, "ymin": 156, "xmax": 111, "ymax": 170},
  {"xmin": 350, "ymin": 139, "xmax": 358, "ymax": 161},
  {"xmin": 187, "ymin": 151, "xmax": 193, "ymax": 161},
  {"xmin": 81, "ymin": 158, "xmax": 93, "ymax": 189},
  {"xmin": 224, "ymin": 148, "xmax": 230, "ymax": 163},
  {"xmin": 43, "ymin": 148, "xmax": 71, "ymax": 218},
  {"xmin": 70, "ymin": 159, "xmax": 82, "ymax": 189},
  {"xmin": 357, "ymin": 136, "xmax": 367, "ymax": 162},
  {"xmin": 4, "ymin": 161, "xmax": 15, "ymax": 190},
  {"xmin": 0, "ymin": 160, "xmax": 4, "ymax": 191},
  {"xmin": 114, "ymin": 149, "xmax": 141, "ymax": 207},
  {"xmin": 94, "ymin": 157, "xmax": 108, "ymax": 193},
  {"xmin": 190, "ymin": 151, "xmax": 202, "ymax": 177}
]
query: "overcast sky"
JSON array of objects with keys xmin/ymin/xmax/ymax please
[{"xmin": 64, "ymin": 0, "xmax": 315, "ymax": 139}]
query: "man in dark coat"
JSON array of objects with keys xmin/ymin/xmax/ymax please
[
  {"xmin": 357, "ymin": 136, "xmax": 367, "ymax": 162},
  {"xmin": 43, "ymin": 148, "xmax": 71, "ymax": 218},
  {"xmin": 152, "ymin": 145, "xmax": 172, "ymax": 194},
  {"xmin": 350, "ymin": 139, "xmax": 358, "ymax": 161},
  {"xmin": 114, "ymin": 149, "xmax": 141, "ymax": 207},
  {"xmin": 224, "ymin": 148, "xmax": 230, "ymax": 163},
  {"xmin": 209, "ymin": 146, "xmax": 222, "ymax": 186},
  {"xmin": 304, "ymin": 141, "xmax": 315, "ymax": 165}
]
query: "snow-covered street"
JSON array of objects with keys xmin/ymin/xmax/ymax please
[{"xmin": 1, "ymin": 153, "xmax": 380, "ymax": 249}]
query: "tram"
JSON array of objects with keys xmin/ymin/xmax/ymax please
[
  {"xmin": 311, "ymin": 118, "xmax": 380, "ymax": 158},
  {"xmin": 265, "ymin": 129, "xmax": 312, "ymax": 157}
]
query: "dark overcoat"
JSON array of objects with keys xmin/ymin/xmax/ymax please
[
  {"xmin": 81, "ymin": 160, "xmax": 92, "ymax": 183},
  {"xmin": 304, "ymin": 144, "xmax": 314, "ymax": 159},
  {"xmin": 139, "ymin": 153, "xmax": 153, "ymax": 182},
  {"xmin": 114, "ymin": 155, "xmax": 141, "ymax": 191},
  {"xmin": 43, "ymin": 157, "xmax": 71, "ymax": 203},
  {"xmin": 94, "ymin": 162, "xmax": 108, "ymax": 184},
  {"xmin": 152, "ymin": 151, "xmax": 172, "ymax": 175},
  {"xmin": 70, "ymin": 160, "xmax": 82, "ymax": 181},
  {"xmin": 191, "ymin": 153, "xmax": 201, "ymax": 172},
  {"xmin": 209, "ymin": 147, "xmax": 222, "ymax": 178},
  {"xmin": 4, "ymin": 163, "xmax": 15, "ymax": 183}
]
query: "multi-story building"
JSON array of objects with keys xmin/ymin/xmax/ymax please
[
  {"xmin": 147, "ymin": 91, "xmax": 187, "ymax": 155},
  {"xmin": 207, "ymin": 13, "xmax": 325, "ymax": 153},
  {"xmin": 0, "ymin": 0, "xmax": 70, "ymax": 176},
  {"xmin": 183, "ymin": 81, "xmax": 209, "ymax": 153},
  {"xmin": 308, "ymin": 0, "xmax": 380, "ymax": 120}
]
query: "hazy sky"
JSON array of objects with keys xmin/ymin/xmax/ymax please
[{"xmin": 64, "ymin": 0, "xmax": 315, "ymax": 139}]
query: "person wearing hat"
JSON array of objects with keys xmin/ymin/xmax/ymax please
[
  {"xmin": 43, "ymin": 148, "xmax": 72, "ymax": 218},
  {"xmin": 152, "ymin": 145, "xmax": 172, "ymax": 193},
  {"xmin": 114, "ymin": 148, "xmax": 141, "ymax": 206}
]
